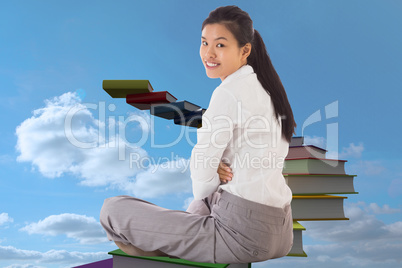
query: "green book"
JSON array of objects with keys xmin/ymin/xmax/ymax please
[
  {"xmin": 284, "ymin": 174, "xmax": 357, "ymax": 195},
  {"xmin": 103, "ymin": 80, "xmax": 154, "ymax": 98},
  {"xmin": 287, "ymin": 221, "xmax": 307, "ymax": 257},
  {"xmin": 283, "ymin": 158, "xmax": 346, "ymax": 175},
  {"xmin": 108, "ymin": 249, "xmax": 251, "ymax": 267}
]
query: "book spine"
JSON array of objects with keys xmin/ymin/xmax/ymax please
[
  {"xmin": 286, "ymin": 146, "xmax": 327, "ymax": 159},
  {"xmin": 151, "ymin": 101, "xmax": 201, "ymax": 119},
  {"xmin": 173, "ymin": 109, "xmax": 204, "ymax": 122},
  {"xmin": 126, "ymin": 91, "xmax": 176, "ymax": 104},
  {"xmin": 103, "ymin": 80, "xmax": 149, "ymax": 89},
  {"xmin": 173, "ymin": 109, "xmax": 205, "ymax": 128}
]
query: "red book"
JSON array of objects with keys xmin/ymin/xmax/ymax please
[{"xmin": 126, "ymin": 91, "xmax": 177, "ymax": 110}]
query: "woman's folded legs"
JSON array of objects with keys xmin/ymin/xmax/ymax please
[{"xmin": 99, "ymin": 195, "xmax": 216, "ymax": 263}]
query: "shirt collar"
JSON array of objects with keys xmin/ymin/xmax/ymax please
[{"xmin": 220, "ymin": 64, "xmax": 254, "ymax": 86}]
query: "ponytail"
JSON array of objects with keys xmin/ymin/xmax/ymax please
[{"xmin": 248, "ymin": 30, "xmax": 296, "ymax": 143}]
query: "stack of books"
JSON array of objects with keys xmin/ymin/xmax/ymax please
[
  {"xmin": 103, "ymin": 80, "xmax": 205, "ymax": 128},
  {"xmin": 284, "ymin": 136, "xmax": 358, "ymax": 257}
]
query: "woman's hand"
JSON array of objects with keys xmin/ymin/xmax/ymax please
[{"xmin": 218, "ymin": 161, "xmax": 233, "ymax": 183}]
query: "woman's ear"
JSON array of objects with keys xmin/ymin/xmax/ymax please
[{"xmin": 241, "ymin": 43, "xmax": 252, "ymax": 61}]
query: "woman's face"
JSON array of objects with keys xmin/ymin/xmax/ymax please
[{"xmin": 200, "ymin": 23, "xmax": 250, "ymax": 81}]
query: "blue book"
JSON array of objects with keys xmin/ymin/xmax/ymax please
[
  {"xmin": 174, "ymin": 108, "xmax": 206, "ymax": 128},
  {"xmin": 151, "ymin": 100, "xmax": 200, "ymax": 120}
]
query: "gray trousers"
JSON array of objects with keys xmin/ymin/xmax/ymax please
[{"xmin": 100, "ymin": 188, "xmax": 293, "ymax": 264}]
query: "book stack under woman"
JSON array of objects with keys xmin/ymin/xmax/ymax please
[{"xmin": 284, "ymin": 136, "xmax": 357, "ymax": 257}]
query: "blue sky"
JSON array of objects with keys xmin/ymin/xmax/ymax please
[{"xmin": 1, "ymin": 0, "xmax": 401, "ymax": 267}]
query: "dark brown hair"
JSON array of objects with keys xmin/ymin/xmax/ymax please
[{"xmin": 202, "ymin": 5, "xmax": 296, "ymax": 143}]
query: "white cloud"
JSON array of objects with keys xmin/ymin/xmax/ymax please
[
  {"xmin": 382, "ymin": 221, "xmax": 402, "ymax": 237},
  {"xmin": 338, "ymin": 142, "xmax": 364, "ymax": 158},
  {"xmin": 348, "ymin": 160, "xmax": 385, "ymax": 176},
  {"xmin": 0, "ymin": 213, "xmax": 14, "ymax": 226},
  {"xmin": 15, "ymin": 92, "xmax": 192, "ymax": 197},
  {"xmin": 303, "ymin": 137, "xmax": 365, "ymax": 160},
  {"xmin": 303, "ymin": 202, "xmax": 402, "ymax": 242},
  {"xmin": 0, "ymin": 245, "xmax": 108, "ymax": 266},
  {"xmin": 0, "ymin": 154, "xmax": 14, "ymax": 164},
  {"xmin": 123, "ymin": 158, "xmax": 192, "ymax": 198},
  {"xmin": 388, "ymin": 179, "xmax": 402, "ymax": 198},
  {"xmin": 366, "ymin": 203, "xmax": 400, "ymax": 214},
  {"xmin": 302, "ymin": 202, "xmax": 401, "ymax": 263},
  {"xmin": 5, "ymin": 264, "xmax": 46, "ymax": 268},
  {"xmin": 0, "ymin": 246, "xmax": 42, "ymax": 261},
  {"xmin": 252, "ymin": 202, "xmax": 402, "ymax": 268},
  {"xmin": 20, "ymin": 213, "xmax": 108, "ymax": 244},
  {"xmin": 303, "ymin": 135, "xmax": 326, "ymax": 149},
  {"xmin": 16, "ymin": 92, "xmax": 148, "ymax": 184}
]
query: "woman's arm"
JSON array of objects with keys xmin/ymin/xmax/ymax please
[{"xmin": 189, "ymin": 87, "xmax": 237, "ymax": 199}]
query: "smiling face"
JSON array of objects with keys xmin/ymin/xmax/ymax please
[{"xmin": 200, "ymin": 23, "xmax": 251, "ymax": 81}]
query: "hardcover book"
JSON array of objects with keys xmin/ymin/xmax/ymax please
[
  {"xmin": 174, "ymin": 108, "xmax": 206, "ymax": 128},
  {"xmin": 285, "ymin": 174, "xmax": 357, "ymax": 195},
  {"xmin": 291, "ymin": 195, "xmax": 348, "ymax": 221},
  {"xmin": 126, "ymin": 91, "xmax": 177, "ymax": 110},
  {"xmin": 283, "ymin": 158, "xmax": 346, "ymax": 175},
  {"xmin": 151, "ymin": 101, "xmax": 201, "ymax": 120},
  {"xmin": 103, "ymin": 80, "xmax": 154, "ymax": 98},
  {"xmin": 287, "ymin": 221, "xmax": 307, "ymax": 257},
  {"xmin": 289, "ymin": 136, "xmax": 304, "ymax": 147},
  {"xmin": 286, "ymin": 145, "xmax": 327, "ymax": 159}
]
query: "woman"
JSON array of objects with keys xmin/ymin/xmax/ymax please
[{"xmin": 100, "ymin": 5, "xmax": 296, "ymax": 264}]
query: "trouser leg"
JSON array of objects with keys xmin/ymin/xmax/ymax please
[
  {"xmin": 100, "ymin": 190, "xmax": 292, "ymax": 264},
  {"xmin": 186, "ymin": 191, "xmax": 221, "ymax": 216},
  {"xmin": 186, "ymin": 199, "xmax": 211, "ymax": 215},
  {"xmin": 100, "ymin": 195, "xmax": 216, "ymax": 263},
  {"xmin": 114, "ymin": 241, "xmax": 170, "ymax": 257}
]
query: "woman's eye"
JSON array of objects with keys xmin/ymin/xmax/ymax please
[
  {"xmin": 217, "ymin": 43, "xmax": 224, "ymax": 48},
  {"xmin": 202, "ymin": 41, "xmax": 207, "ymax": 46}
]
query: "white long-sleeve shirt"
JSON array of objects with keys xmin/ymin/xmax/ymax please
[{"xmin": 190, "ymin": 64, "xmax": 292, "ymax": 208}]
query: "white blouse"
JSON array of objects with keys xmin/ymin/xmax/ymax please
[{"xmin": 189, "ymin": 64, "xmax": 292, "ymax": 208}]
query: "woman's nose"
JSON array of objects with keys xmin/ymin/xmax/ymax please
[{"xmin": 204, "ymin": 46, "xmax": 216, "ymax": 58}]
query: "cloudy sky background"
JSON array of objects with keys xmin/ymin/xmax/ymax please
[{"xmin": 1, "ymin": 1, "xmax": 401, "ymax": 267}]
